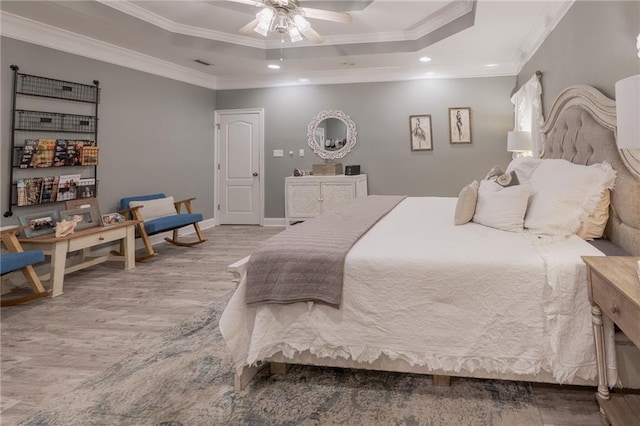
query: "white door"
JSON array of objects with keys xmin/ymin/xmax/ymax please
[{"xmin": 217, "ymin": 110, "xmax": 263, "ymax": 225}]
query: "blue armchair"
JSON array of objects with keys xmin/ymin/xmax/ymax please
[
  {"xmin": 117, "ymin": 193, "xmax": 206, "ymax": 261},
  {"xmin": 1, "ymin": 227, "xmax": 48, "ymax": 307}
]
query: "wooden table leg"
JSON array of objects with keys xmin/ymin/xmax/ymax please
[
  {"xmin": 591, "ymin": 304, "xmax": 609, "ymax": 400},
  {"xmin": 49, "ymin": 241, "xmax": 68, "ymax": 297},
  {"xmin": 123, "ymin": 225, "xmax": 135, "ymax": 270}
]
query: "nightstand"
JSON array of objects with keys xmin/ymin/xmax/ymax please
[{"xmin": 582, "ymin": 256, "xmax": 640, "ymax": 426}]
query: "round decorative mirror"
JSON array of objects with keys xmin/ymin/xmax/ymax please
[{"xmin": 307, "ymin": 110, "xmax": 357, "ymax": 160}]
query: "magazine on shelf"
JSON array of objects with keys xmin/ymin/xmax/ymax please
[
  {"xmin": 24, "ymin": 177, "xmax": 44, "ymax": 206},
  {"xmin": 81, "ymin": 147, "xmax": 99, "ymax": 166},
  {"xmin": 52, "ymin": 139, "xmax": 68, "ymax": 167},
  {"xmin": 32, "ymin": 139, "xmax": 56, "ymax": 168},
  {"xmin": 50, "ymin": 175, "xmax": 60, "ymax": 203},
  {"xmin": 76, "ymin": 178, "xmax": 96, "ymax": 199},
  {"xmin": 56, "ymin": 173, "xmax": 81, "ymax": 201},
  {"xmin": 16, "ymin": 179, "xmax": 27, "ymax": 206},
  {"xmin": 66, "ymin": 140, "xmax": 94, "ymax": 166},
  {"xmin": 19, "ymin": 139, "xmax": 38, "ymax": 168},
  {"xmin": 39, "ymin": 176, "xmax": 57, "ymax": 204}
]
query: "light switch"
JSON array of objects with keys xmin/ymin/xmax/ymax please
[
  {"xmin": 273, "ymin": 149, "xmax": 283, "ymax": 157},
  {"xmin": 299, "ymin": 149, "xmax": 305, "ymax": 157}
]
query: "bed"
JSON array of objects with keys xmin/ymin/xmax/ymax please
[{"xmin": 219, "ymin": 85, "xmax": 640, "ymax": 391}]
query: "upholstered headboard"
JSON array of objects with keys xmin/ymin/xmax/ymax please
[{"xmin": 540, "ymin": 85, "xmax": 640, "ymax": 256}]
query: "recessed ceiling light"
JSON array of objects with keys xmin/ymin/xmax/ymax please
[
  {"xmin": 419, "ymin": 57, "xmax": 432, "ymax": 63},
  {"xmin": 268, "ymin": 64, "xmax": 281, "ymax": 70},
  {"xmin": 298, "ymin": 78, "xmax": 309, "ymax": 83},
  {"xmin": 485, "ymin": 64, "xmax": 499, "ymax": 67}
]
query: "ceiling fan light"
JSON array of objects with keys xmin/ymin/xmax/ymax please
[
  {"xmin": 256, "ymin": 7, "xmax": 275, "ymax": 25},
  {"xmin": 293, "ymin": 14, "xmax": 310, "ymax": 32},
  {"xmin": 254, "ymin": 20, "xmax": 270, "ymax": 36},
  {"xmin": 289, "ymin": 27, "xmax": 303, "ymax": 42}
]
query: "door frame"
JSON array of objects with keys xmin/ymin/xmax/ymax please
[{"xmin": 214, "ymin": 108, "xmax": 265, "ymax": 226}]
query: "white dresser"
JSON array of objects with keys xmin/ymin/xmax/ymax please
[{"xmin": 285, "ymin": 174, "xmax": 368, "ymax": 225}]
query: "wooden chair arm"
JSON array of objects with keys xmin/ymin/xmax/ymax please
[
  {"xmin": 0, "ymin": 227, "xmax": 27, "ymax": 252},
  {"xmin": 173, "ymin": 197, "xmax": 197, "ymax": 214},
  {"xmin": 118, "ymin": 205, "xmax": 144, "ymax": 221},
  {"xmin": 0, "ymin": 226, "xmax": 26, "ymax": 239}
]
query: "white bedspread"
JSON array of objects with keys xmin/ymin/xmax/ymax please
[{"xmin": 220, "ymin": 197, "xmax": 616, "ymax": 385}]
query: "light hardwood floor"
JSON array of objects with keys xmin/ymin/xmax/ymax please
[{"xmin": 1, "ymin": 225, "xmax": 601, "ymax": 425}]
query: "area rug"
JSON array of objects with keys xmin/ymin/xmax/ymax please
[{"xmin": 21, "ymin": 296, "xmax": 542, "ymax": 426}]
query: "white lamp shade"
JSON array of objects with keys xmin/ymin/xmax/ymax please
[
  {"xmin": 507, "ymin": 131, "xmax": 532, "ymax": 152},
  {"xmin": 615, "ymin": 74, "xmax": 640, "ymax": 149}
]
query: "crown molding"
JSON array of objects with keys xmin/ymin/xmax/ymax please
[
  {"xmin": 98, "ymin": 0, "xmax": 473, "ymax": 50},
  {"xmin": 0, "ymin": 11, "xmax": 218, "ymax": 90},
  {"xmin": 96, "ymin": 0, "xmax": 268, "ymax": 49},
  {"xmin": 515, "ymin": 0, "xmax": 574, "ymax": 72}
]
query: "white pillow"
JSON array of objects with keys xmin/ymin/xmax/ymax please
[
  {"xmin": 576, "ymin": 189, "xmax": 611, "ymax": 240},
  {"xmin": 524, "ymin": 159, "xmax": 616, "ymax": 236},
  {"xmin": 506, "ymin": 157, "xmax": 543, "ymax": 184},
  {"xmin": 472, "ymin": 180, "xmax": 530, "ymax": 232},
  {"xmin": 454, "ymin": 180, "xmax": 479, "ymax": 225},
  {"xmin": 129, "ymin": 196, "xmax": 177, "ymax": 221}
]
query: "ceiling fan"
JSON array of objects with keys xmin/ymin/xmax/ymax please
[{"xmin": 227, "ymin": 0, "xmax": 352, "ymax": 44}]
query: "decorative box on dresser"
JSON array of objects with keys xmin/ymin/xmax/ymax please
[
  {"xmin": 285, "ymin": 174, "xmax": 367, "ymax": 226},
  {"xmin": 582, "ymin": 256, "xmax": 640, "ymax": 426}
]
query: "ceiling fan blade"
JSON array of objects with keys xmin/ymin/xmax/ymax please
[
  {"xmin": 301, "ymin": 7, "xmax": 352, "ymax": 24},
  {"xmin": 300, "ymin": 26, "xmax": 324, "ymax": 44},
  {"xmin": 226, "ymin": 0, "xmax": 264, "ymax": 7},
  {"xmin": 239, "ymin": 19, "xmax": 259, "ymax": 34}
]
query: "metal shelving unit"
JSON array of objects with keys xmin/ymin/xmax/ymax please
[{"xmin": 4, "ymin": 65, "xmax": 100, "ymax": 217}]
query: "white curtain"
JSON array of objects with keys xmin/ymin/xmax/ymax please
[{"xmin": 511, "ymin": 73, "xmax": 544, "ymax": 157}]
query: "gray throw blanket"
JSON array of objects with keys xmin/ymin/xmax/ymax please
[{"xmin": 245, "ymin": 195, "xmax": 407, "ymax": 307}]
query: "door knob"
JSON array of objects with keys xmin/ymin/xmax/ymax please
[{"xmin": 253, "ymin": 172, "xmax": 258, "ymax": 177}]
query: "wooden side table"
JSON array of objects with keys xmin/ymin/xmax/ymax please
[
  {"xmin": 11, "ymin": 220, "xmax": 138, "ymax": 297},
  {"xmin": 582, "ymin": 256, "xmax": 640, "ymax": 426}
]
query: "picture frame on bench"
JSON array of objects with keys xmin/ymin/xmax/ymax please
[
  {"xmin": 18, "ymin": 210, "xmax": 60, "ymax": 238},
  {"xmin": 60, "ymin": 207, "xmax": 100, "ymax": 231}
]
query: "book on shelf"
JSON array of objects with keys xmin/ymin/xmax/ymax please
[
  {"xmin": 76, "ymin": 178, "xmax": 96, "ymax": 199},
  {"xmin": 19, "ymin": 139, "xmax": 39, "ymax": 168},
  {"xmin": 39, "ymin": 176, "xmax": 57, "ymax": 204},
  {"xmin": 56, "ymin": 173, "xmax": 82, "ymax": 201},
  {"xmin": 32, "ymin": 139, "xmax": 56, "ymax": 168},
  {"xmin": 52, "ymin": 139, "xmax": 68, "ymax": 167}
]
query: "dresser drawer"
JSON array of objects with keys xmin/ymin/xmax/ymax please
[
  {"xmin": 591, "ymin": 272, "xmax": 640, "ymax": 345},
  {"xmin": 68, "ymin": 227, "xmax": 127, "ymax": 251}
]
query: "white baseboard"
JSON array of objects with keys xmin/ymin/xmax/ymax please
[{"xmin": 263, "ymin": 218, "xmax": 286, "ymax": 227}]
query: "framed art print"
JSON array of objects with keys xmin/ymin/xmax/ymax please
[
  {"xmin": 18, "ymin": 210, "xmax": 60, "ymax": 238},
  {"xmin": 409, "ymin": 114, "xmax": 433, "ymax": 151},
  {"xmin": 449, "ymin": 107, "xmax": 472, "ymax": 144}
]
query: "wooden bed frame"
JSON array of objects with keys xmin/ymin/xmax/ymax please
[{"xmin": 227, "ymin": 85, "xmax": 640, "ymax": 392}]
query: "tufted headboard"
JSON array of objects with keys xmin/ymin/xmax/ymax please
[{"xmin": 540, "ymin": 85, "xmax": 640, "ymax": 256}]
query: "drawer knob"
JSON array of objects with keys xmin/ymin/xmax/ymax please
[
  {"xmin": 611, "ymin": 305, "xmax": 620, "ymax": 314},
  {"xmin": 98, "ymin": 236, "xmax": 105, "ymax": 241}
]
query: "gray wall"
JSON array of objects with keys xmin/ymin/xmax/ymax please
[
  {"xmin": 217, "ymin": 77, "xmax": 515, "ymax": 218},
  {"xmin": 517, "ymin": 0, "xmax": 640, "ymax": 113},
  {"xmin": 1, "ymin": 37, "xmax": 217, "ymax": 226}
]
